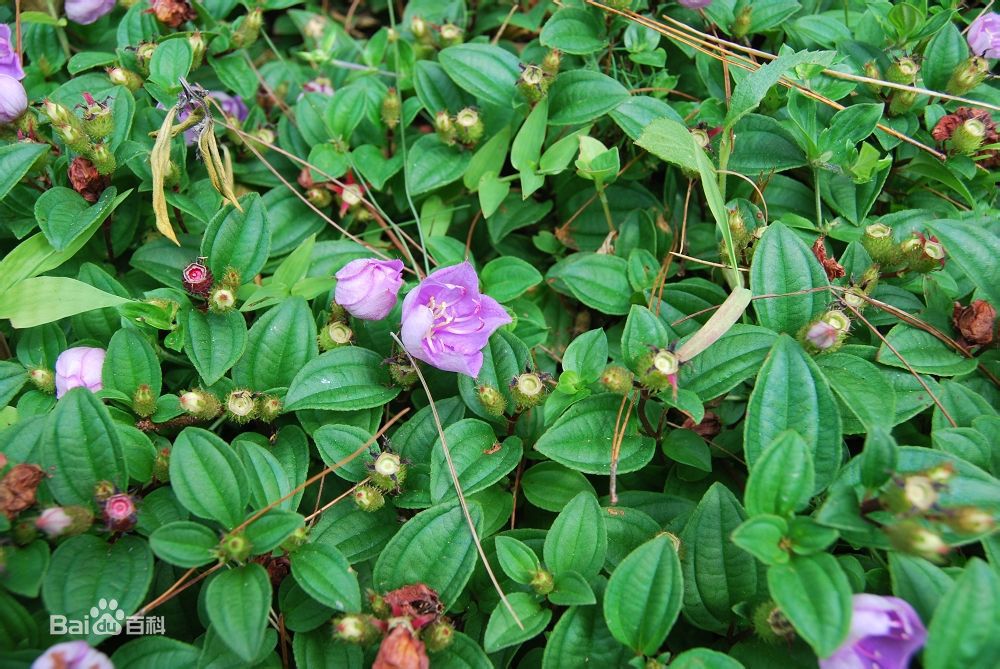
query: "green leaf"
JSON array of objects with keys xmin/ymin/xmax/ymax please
[
  {"xmin": 232, "ymin": 297, "xmax": 318, "ymax": 390},
  {"xmin": 240, "ymin": 441, "xmax": 295, "ymax": 512},
  {"xmin": 0, "ymin": 142, "xmax": 48, "ymax": 202},
  {"xmin": 149, "ymin": 38, "xmax": 192, "ymax": 90},
  {"xmin": 431, "ymin": 421, "xmax": 521, "ymax": 503},
  {"xmin": 406, "ymin": 134, "xmax": 472, "ymax": 196},
  {"xmin": 112, "ymin": 637, "xmax": 201, "ymax": 669},
  {"xmin": 603, "ymin": 534, "xmax": 683, "ymax": 655},
  {"xmin": 431, "ymin": 632, "xmax": 492, "ymax": 669},
  {"xmin": 44, "ymin": 388, "xmax": 128, "ymax": 505},
  {"xmin": 768, "ymin": 553, "xmax": 852, "ymax": 658},
  {"xmin": 621, "ymin": 304, "xmax": 671, "ymax": 370},
  {"xmin": 201, "ymin": 193, "xmax": 271, "ymax": 280},
  {"xmin": 750, "ymin": 223, "xmax": 830, "ymax": 334},
  {"xmin": 0, "ymin": 277, "xmax": 130, "ymax": 329},
  {"xmin": 540, "ymin": 8, "xmax": 607, "ymax": 55},
  {"xmin": 670, "ymin": 648, "xmax": 745, "ymax": 669},
  {"xmin": 876, "ymin": 324, "xmax": 978, "ymax": 377},
  {"xmin": 511, "ymin": 98, "xmax": 548, "ymax": 174},
  {"xmin": 922, "ymin": 22, "xmax": 968, "ymax": 91},
  {"xmin": 744, "ymin": 335, "xmax": 842, "ymax": 493},
  {"xmin": 481, "ymin": 256, "xmax": 543, "ymax": 303},
  {"xmin": 0, "ymin": 361, "xmax": 27, "ymax": 409},
  {"xmin": 103, "ymin": 328, "xmax": 162, "ymax": 399},
  {"xmin": 744, "ymin": 430, "xmax": 815, "ymax": 517},
  {"xmin": 313, "ymin": 424, "xmax": 375, "ymax": 482},
  {"xmin": 169, "ymin": 427, "xmax": 249, "ymax": 529},
  {"xmin": 42, "ymin": 535, "xmax": 153, "ymax": 644},
  {"xmin": 35, "ymin": 186, "xmax": 127, "ymax": 252},
  {"xmin": 680, "ymin": 483, "xmax": 759, "ymax": 633},
  {"xmin": 414, "ymin": 60, "xmax": 473, "ymax": 114},
  {"xmin": 925, "ymin": 558, "xmax": 1000, "ymax": 669},
  {"xmin": 439, "ymin": 44, "xmax": 521, "ymax": 106},
  {"xmin": 182, "ymin": 308, "xmax": 248, "ymax": 385},
  {"xmin": 549, "ymin": 570, "xmax": 596, "ymax": 606},
  {"xmin": 520, "ymin": 462, "xmax": 597, "ymax": 513},
  {"xmin": 548, "ymin": 70, "xmax": 629, "ymax": 126},
  {"xmin": 285, "ymin": 347, "xmax": 400, "ymax": 411},
  {"xmin": 680, "ymin": 324, "xmax": 777, "ymax": 399},
  {"xmin": 484, "ymin": 592, "xmax": 552, "ymax": 653},
  {"xmin": 243, "ymin": 510, "xmax": 304, "ymax": 554},
  {"xmin": 724, "ymin": 50, "xmax": 835, "ymax": 130},
  {"xmin": 542, "ymin": 601, "xmax": 631, "ymax": 669},
  {"xmin": 547, "ymin": 253, "xmax": 632, "ymax": 315},
  {"xmin": 889, "ymin": 553, "xmax": 954, "ymax": 623},
  {"xmin": 732, "ymin": 515, "xmax": 790, "ymax": 566},
  {"xmin": 927, "ymin": 219, "xmax": 1000, "ymax": 306},
  {"xmin": 562, "ymin": 329, "xmax": 608, "ymax": 384},
  {"xmin": 662, "ymin": 429, "xmax": 712, "ymax": 472},
  {"xmin": 204, "ymin": 564, "xmax": 271, "ymax": 662},
  {"xmin": 290, "ymin": 543, "xmax": 361, "ymax": 612},
  {"xmin": 149, "ymin": 521, "xmax": 219, "ymax": 568},
  {"xmin": 0, "ymin": 540, "xmax": 48, "ymax": 598},
  {"xmin": 495, "ymin": 536, "xmax": 540, "ymax": 584},
  {"xmin": 372, "ymin": 501, "xmax": 483, "ymax": 608},
  {"xmin": 816, "ymin": 352, "xmax": 896, "ymax": 431},
  {"xmin": 544, "ymin": 491, "xmax": 607, "ymax": 580},
  {"xmin": 535, "ymin": 394, "xmax": 655, "ymax": 475}
]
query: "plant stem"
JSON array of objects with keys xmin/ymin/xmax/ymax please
[
  {"xmin": 595, "ymin": 182, "xmax": 616, "ymax": 232},
  {"xmin": 814, "ymin": 167, "xmax": 823, "ymax": 229}
]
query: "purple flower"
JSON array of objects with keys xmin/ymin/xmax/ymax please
[
  {"xmin": 209, "ymin": 90, "xmax": 248, "ymax": 121},
  {"xmin": 54, "ymin": 346, "xmax": 106, "ymax": 399},
  {"xmin": 0, "ymin": 25, "xmax": 25, "ymax": 80},
  {"xmin": 31, "ymin": 641, "xmax": 113, "ymax": 669},
  {"xmin": 301, "ymin": 78, "xmax": 334, "ymax": 97},
  {"xmin": 400, "ymin": 262, "xmax": 511, "ymax": 377},
  {"xmin": 679, "ymin": 0, "xmax": 712, "ymax": 8},
  {"xmin": 820, "ymin": 594, "xmax": 927, "ymax": 669},
  {"xmin": 968, "ymin": 12, "xmax": 1000, "ymax": 59},
  {"xmin": 335, "ymin": 258, "xmax": 405, "ymax": 320},
  {"xmin": 0, "ymin": 74, "xmax": 27, "ymax": 124},
  {"xmin": 65, "ymin": 0, "xmax": 116, "ymax": 25}
]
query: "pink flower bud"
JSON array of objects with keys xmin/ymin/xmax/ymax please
[
  {"xmin": 102, "ymin": 493, "xmax": 137, "ymax": 532},
  {"xmin": 54, "ymin": 347, "xmax": 106, "ymax": 399},
  {"xmin": 0, "ymin": 74, "xmax": 27, "ymax": 125},
  {"xmin": 334, "ymin": 258, "xmax": 405, "ymax": 321},
  {"xmin": 35, "ymin": 507, "xmax": 73, "ymax": 538}
]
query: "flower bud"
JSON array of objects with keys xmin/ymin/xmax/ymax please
[
  {"xmin": 134, "ymin": 42, "xmax": 156, "ymax": 76},
  {"xmin": 220, "ymin": 266, "xmax": 242, "ymax": 292},
  {"xmin": 948, "ymin": 118, "xmax": 986, "ymax": 155},
  {"xmin": 43, "ymin": 99, "xmax": 74, "ymax": 127},
  {"xmin": 434, "ymin": 110, "xmax": 455, "ymax": 145},
  {"xmin": 334, "ymin": 614, "xmax": 380, "ymax": 645},
  {"xmin": 888, "ymin": 89, "xmax": 918, "ymax": 116},
  {"xmin": 411, "ymin": 15, "xmax": 430, "ymax": 40},
  {"xmin": 541, "ymin": 49, "xmax": 561, "ymax": 76},
  {"xmin": 752, "ymin": 601, "xmax": 796, "ymax": 645},
  {"xmin": 318, "ymin": 321, "xmax": 353, "ymax": 351},
  {"xmin": 731, "ymin": 6, "xmax": 753, "ymax": 39},
  {"xmin": 28, "ymin": 368, "xmax": 55, "ymax": 393},
  {"xmin": 517, "ymin": 64, "xmax": 550, "ymax": 103},
  {"xmin": 801, "ymin": 310, "xmax": 851, "ymax": 354},
  {"xmin": 93, "ymin": 480, "xmax": 116, "ymax": 502},
  {"xmin": 885, "ymin": 521, "xmax": 948, "ymax": 562},
  {"xmin": 947, "ymin": 506, "xmax": 995, "ymax": 535},
  {"xmin": 188, "ymin": 32, "xmax": 207, "ymax": 69},
  {"xmin": 924, "ymin": 462, "xmax": 955, "ymax": 484},
  {"xmin": 152, "ymin": 447, "xmax": 170, "ymax": 482},
  {"xmin": 386, "ymin": 353, "xmax": 418, "ymax": 388},
  {"xmin": 368, "ymin": 590, "xmax": 391, "ymax": 617},
  {"xmin": 381, "ymin": 88, "xmax": 401, "ymax": 129},
  {"xmin": 215, "ymin": 531, "xmax": 252, "ymax": 563},
  {"xmin": 600, "ymin": 364, "xmax": 633, "ymax": 395},
  {"xmin": 510, "ymin": 372, "xmax": 549, "ymax": 410},
  {"xmin": 946, "ymin": 56, "xmax": 989, "ymax": 96},
  {"xmin": 861, "ymin": 222, "xmax": 899, "ymax": 266},
  {"xmin": 107, "ymin": 66, "xmax": 144, "ymax": 92},
  {"xmin": 86, "ymin": 142, "xmax": 116, "ymax": 175},
  {"xmin": 438, "ymin": 23, "xmax": 463, "ymax": 47},
  {"xmin": 36, "ymin": 506, "xmax": 93, "ymax": 538},
  {"xmin": 12, "ymin": 520, "xmax": 38, "ymax": 545},
  {"xmin": 231, "ymin": 9, "xmax": 263, "ymax": 49},
  {"xmin": 476, "ymin": 385, "xmax": 507, "ymax": 417},
  {"xmin": 352, "ymin": 484, "xmax": 385, "ymax": 512},
  {"xmin": 56, "ymin": 121, "xmax": 91, "ymax": 154},
  {"xmin": 530, "ymin": 569, "xmax": 554, "ymax": 595},
  {"xmin": 103, "ymin": 492, "xmax": 138, "ymax": 532},
  {"xmin": 80, "ymin": 93, "xmax": 113, "ymax": 140},
  {"xmin": 132, "ymin": 384, "xmax": 156, "ymax": 417},
  {"xmin": 454, "ymin": 107, "xmax": 484, "ymax": 146},
  {"xmin": 226, "ymin": 389, "xmax": 257, "ymax": 424},
  {"xmin": 182, "ymin": 259, "xmax": 214, "ymax": 296},
  {"xmin": 306, "ymin": 186, "xmax": 333, "ymax": 208},
  {"xmin": 886, "ymin": 475, "xmax": 939, "ymax": 513},
  {"xmin": 179, "ymin": 388, "xmax": 221, "ymax": 420},
  {"xmin": 279, "ymin": 526, "xmax": 309, "ymax": 553},
  {"xmin": 637, "ymin": 348, "xmax": 680, "ymax": 394},
  {"xmin": 370, "ymin": 452, "xmax": 407, "ymax": 492},
  {"xmin": 885, "ymin": 57, "xmax": 919, "ymax": 85},
  {"xmin": 863, "ymin": 61, "xmax": 883, "ymax": 94},
  {"xmin": 258, "ymin": 395, "xmax": 283, "ymax": 423},
  {"xmin": 209, "ymin": 287, "xmax": 236, "ymax": 312},
  {"xmin": 423, "ymin": 619, "xmax": 454, "ymax": 653},
  {"xmin": 691, "ymin": 127, "xmax": 711, "ymax": 150},
  {"xmin": 902, "ymin": 233, "xmax": 946, "ymax": 273}
]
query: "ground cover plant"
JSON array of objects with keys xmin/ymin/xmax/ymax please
[{"xmin": 0, "ymin": 0, "xmax": 999, "ymax": 667}]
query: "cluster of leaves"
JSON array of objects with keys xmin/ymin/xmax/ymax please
[{"xmin": 1, "ymin": 0, "xmax": 1000, "ymax": 668}]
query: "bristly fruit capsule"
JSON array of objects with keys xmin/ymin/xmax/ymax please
[
  {"xmin": 258, "ymin": 395, "xmax": 283, "ymax": 423},
  {"xmin": 381, "ymin": 88, "xmax": 401, "ymax": 129},
  {"xmin": 901, "ymin": 233, "xmax": 945, "ymax": 273},
  {"xmin": 86, "ymin": 142, "xmax": 116, "ymax": 175},
  {"xmin": 214, "ymin": 531, "xmax": 252, "ymax": 563},
  {"xmin": 132, "ymin": 384, "xmax": 156, "ymax": 417},
  {"xmin": 370, "ymin": 452, "xmax": 407, "ymax": 492},
  {"xmin": 541, "ymin": 49, "xmax": 561, "ymax": 76},
  {"xmin": 209, "ymin": 287, "xmax": 237, "ymax": 312},
  {"xmin": 434, "ymin": 110, "xmax": 456, "ymax": 145},
  {"xmin": 530, "ymin": 568, "xmax": 554, "ymax": 595},
  {"xmin": 179, "ymin": 388, "xmax": 222, "ymax": 420},
  {"xmin": 28, "ymin": 368, "xmax": 55, "ymax": 393},
  {"xmin": 80, "ymin": 92, "xmax": 113, "ymax": 140},
  {"xmin": 438, "ymin": 23, "xmax": 463, "ymax": 47},
  {"xmin": 385, "ymin": 353, "xmax": 418, "ymax": 388},
  {"xmin": 517, "ymin": 64, "xmax": 550, "ymax": 103},
  {"xmin": 885, "ymin": 56, "xmax": 919, "ymax": 85},
  {"xmin": 888, "ymin": 88, "xmax": 918, "ymax": 116},
  {"xmin": 801, "ymin": 310, "xmax": 851, "ymax": 354},
  {"xmin": 225, "ymin": 389, "xmax": 258, "ymax": 424},
  {"xmin": 318, "ymin": 321, "xmax": 353, "ymax": 351},
  {"xmin": 510, "ymin": 372, "xmax": 549, "ymax": 409},
  {"xmin": 230, "ymin": 8, "xmax": 263, "ymax": 49},
  {"xmin": 352, "ymin": 484, "xmax": 385, "ymax": 512},
  {"xmin": 280, "ymin": 526, "xmax": 309, "ymax": 553},
  {"xmin": 752, "ymin": 601, "xmax": 796, "ymax": 645},
  {"xmin": 182, "ymin": 259, "xmax": 213, "ymax": 296},
  {"xmin": 600, "ymin": 364, "xmax": 633, "ymax": 395},
  {"xmin": 637, "ymin": 348, "xmax": 680, "ymax": 395},
  {"xmin": 333, "ymin": 614, "xmax": 380, "ymax": 645},
  {"xmin": 454, "ymin": 107, "xmax": 484, "ymax": 147},
  {"xmin": 949, "ymin": 118, "xmax": 987, "ymax": 155},
  {"xmin": 306, "ymin": 186, "xmax": 333, "ymax": 208},
  {"xmin": 423, "ymin": 619, "xmax": 455, "ymax": 653},
  {"xmin": 947, "ymin": 56, "xmax": 989, "ymax": 96},
  {"xmin": 860, "ymin": 222, "xmax": 899, "ymax": 265},
  {"xmin": 476, "ymin": 385, "xmax": 507, "ymax": 417}
]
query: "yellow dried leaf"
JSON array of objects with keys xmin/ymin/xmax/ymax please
[{"xmin": 151, "ymin": 106, "xmax": 179, "ymax": 246}]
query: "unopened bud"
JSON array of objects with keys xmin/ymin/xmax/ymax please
[
  {"xmin": 863, "ymin": 61, "xmax": 883, "ymax": 94},
  {"xmin": 423, "ymin": 619, "xmax": 454, "ymax": 653},
  {"xmin": 188, "ymin": 32, "xmax": 207, "ymax": 69},
  {"xmin": 306, "ymin": 186, "xmax": 333, "ymax": 208},
  {"xmin": 132, "ymin": 384, "xmax": 156, "ymax": 417},
  {"xmin": 454, "ymin": 107, "xmax": 484, "ymax": 146},
  {"xmin": 370, "ymin": 452, "xmax": 407, "ymax": 491},
  {"xmin": 226, "ymin": 389, "xmax": 257, "ymax": 424},
  {"xmin": 258, "ymin": 395, "xmax": 283, "ymax": 423},
  {"xmin": 530, "ymin": 569, "xmax": 554, "ymax": 595},
  {"xmin": 93, "ymin": 480, "xmax": 116, "ymax": 502},
  {"xmin": 924, "ymin": 462, "xmax": 955, "ymax": 484},
  {"xmin": 43, "ymin": 99, "xmax": 74, "ymax": 126},
  {"xmin": 334, "ymin": 614, "xmax": 380, "ymax": 645},
  {"xmin": 510, "ymin": 372, "xmax": 548, "ymax": 409},
  {"xmin": 477, "ymin": 385, "xmax": 507, "ymax": 417},
  {"xmin": 947, "ymin": 507, "xmax": 995, "ymax": 535},
  {"xmin": 209, "ymin": 287, "xmax": 236, "ymax": 312},
  {"xmin": 107, "ymin": 66, "xmax": 144, "ymax": 92},
  {"xmin": 152, "ymin": 447, "xmax": 170, "ymax": 482},
  {"xmin": 280, "ymin": 526, "xmax": 309, "ymax": 553},
  {"xmin": 886, "ymin": 57, "xmax": 919, "ymax": 85},
  {"xmin": 600, "ymin": 364, "xmax": 633, "ymax": 395},
  {"xmin": 215, "ymin": 531, "xmax": 252, "ymax": 563},
  {"xmin": 28, "ymin": 368, "xmax": 55, "ymax": 393},
  {"xmin": 731, "ymin": 6, "xmax": 753, "ymax": 39},
  {"xmin": 947, "ymin": 56, "xmax": 989, "ymax": 96},
  {"xmin": 318, "ymin": 321, "xmax": 353, "ymax": 351},
  {"xmin": 411, "ymin": 16, "xmax": 430, "ymax": 40},
  {"xmin": 381, "ymin": 88, "xmax": 401, "ymax": 129},
  {"xmin": 637, "ymin": 348, "xmax": 680, "ymax": 393},
  {"xmin": 439, "ymin": 23, "xmax": 463, "ymax": 47},
  {"xmin": 87, "ymin": 143, "xmax": 116, "ymax": 175},
  {"xmin": 889, "ymin": 89, "xmax": 918, "ymax": 116},
  {"xmin": 12, "ymin": 520, "xmax": 38, "ymax": 546},
  {"xmin": 57, "ymin": 122, "xmax": 90, "ymax": 153},
  {"xmin": 134, "ymin": 43, "xmax": 156, "ymax": 76},
  {"xmin": 231, "ymin": 9, "xmax": 263, "ymax": 49},
  {"xmin": 541, "ymin": 49, "xmax": 561, "ymax": 76},
  {"xmin": 885, "ymin": 521, "xmax": 949, "ymax": 562},
  {"xmin": 801, "ymin": 310, "xmax": 851, "ymax": 354},
  {"xmin": 434, "ymin": 111, "xmax": 455, "ymax": 145},
  {"xmin": 690, "ymin": 127, "xmax": 711, "ymax": 150},
  {"xmin": 352, "ymin": 484, "xmax": 385, "ymax": 512},
  {"xmin": 179, "ymin": 388, "xmax": 221, "ymax": 420}
]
